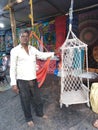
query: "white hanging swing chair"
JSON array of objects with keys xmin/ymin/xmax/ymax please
[{"xmin": 60, "ymin": 0, "xmax": 90, "ymax": 107}]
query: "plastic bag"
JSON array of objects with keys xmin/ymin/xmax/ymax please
[{"xmin": 90, "ymin": 83, "xmax": 98, "ymax": 113}]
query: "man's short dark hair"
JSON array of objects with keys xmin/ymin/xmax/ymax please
[{"xmin": 20, "ymin": 29, "xmax": 30, "ymax": 37}]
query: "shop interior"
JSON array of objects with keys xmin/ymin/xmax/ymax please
[{"xmin": 0, "ymin": 0, "xmax": 98, "ymax": 129}]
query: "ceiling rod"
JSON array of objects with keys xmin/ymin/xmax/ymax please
[
  {"xmin": 66, "ymin": 3, "xmax": 98, "ymax": 15},
  {"xmin": 34, "ymin": 3, "xmax": 98, "ymax": 22}
]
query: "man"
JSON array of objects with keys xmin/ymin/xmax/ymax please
[{"xmin": 10, "ymin": 30, "xmax": 54, "ymax": 127}]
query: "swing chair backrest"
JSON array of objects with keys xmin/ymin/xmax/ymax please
[{"xmin": 61, "ymin": 31, "xmax": 87, "ymax": 50}]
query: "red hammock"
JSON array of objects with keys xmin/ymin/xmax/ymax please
[{"xmin": 29, "ymin": 31, "xmax": 51, "ymax": 88}]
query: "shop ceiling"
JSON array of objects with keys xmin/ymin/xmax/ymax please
[{"xmin": 0, "ymin": 0, "xmax": 98, "ymax": 30}]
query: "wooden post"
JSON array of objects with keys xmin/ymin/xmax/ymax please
[
  {"xmin": 29, "ymin": 0, "xmax": 34, "ymax": 45},
  {"xmin": 3, "ymin": 0, "xmax": 25, "ymax": 47},
  {"xmin": 9, "ymin": 7, "xmax": 18, "ymax": 47},
  {"xmin": 3, "ymin": 0, "xmax": 18, "ymax": 47},
  {"xmin": 29, "ymin": 0, "xmax": 34, "ymax": 27}
]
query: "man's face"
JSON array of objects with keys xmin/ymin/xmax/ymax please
[{"xmin": 20, "ymin": 32, "xmax": 29, "ymax": 45}]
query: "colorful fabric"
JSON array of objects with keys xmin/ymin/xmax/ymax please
[
  {"xmin": 55, "ymin": 15, "xmax": 66, "ymax": 49},
  {"xmin": 29, "ymin": 31, "xmax": 55, "ymax": 88},
  {"xmin": 37, "ymin": 60, "xmax": 56, "ymax": 74},
  {"xmin": 37, "ymin": 58, "xmax": 50, "ymax": 88}
]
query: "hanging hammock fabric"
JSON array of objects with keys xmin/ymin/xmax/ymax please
[
  {"xmin": 29, "ymin": 31, "xmax": 51, "ymax": 88},
  {"xmin": 37, "ymin": 58, "xmax": 51, "ymax": 88}
]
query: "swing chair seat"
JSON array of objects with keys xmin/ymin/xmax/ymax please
[{"xmin": 60, "ymin": 86, "xmax": 89, "ymax": 108}]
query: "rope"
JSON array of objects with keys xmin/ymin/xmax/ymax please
[
  {"xmin": 29, "ymin": 31, "xmax": 48, "ymax": 52},
  {"xmin": 69, "ymin": 0, "xmax": 74, "ymax": 31}
]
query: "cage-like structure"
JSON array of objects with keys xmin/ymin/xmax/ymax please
[{"xmin": 60, "ymin": 30, "xmax": 90, "ymax": 107}]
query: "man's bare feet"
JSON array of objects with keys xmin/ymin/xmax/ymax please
[
  {"xmin": 27, "ymin": 121, "xmax": 34, "ymax": 127},
  {"xmin": 42, "ymin": 115, "xmax": 48, "ymax": 119},
  {"xmin": 93, "ymin": 119, "xmax": 98, "ymax": 128}
]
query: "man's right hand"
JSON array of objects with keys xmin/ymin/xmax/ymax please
[{"xmin": 12, "ymin": 85, "xmax": 19, "ymax": 94}]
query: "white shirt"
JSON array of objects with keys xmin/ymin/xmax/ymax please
[{"xmin": 10, "ymin": 44, "xmax": 54, "ymax": 86}]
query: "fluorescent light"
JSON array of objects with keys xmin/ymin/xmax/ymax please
[
  {"xmin": 0, "ymin": 23, "xmax": 4, "ymax": 28},
  {"xmin": 16, "ymin": 0, "xmax": 23, "ymax": 3}
]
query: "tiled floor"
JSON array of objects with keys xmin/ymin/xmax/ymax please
[{"xmin": 0, "ymin": 74, "xmax": 98, "ymax": 130}]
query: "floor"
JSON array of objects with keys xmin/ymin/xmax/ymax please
[{"xmin": 0, "ymin": 74, "xmax": 98, "ymax": 130}]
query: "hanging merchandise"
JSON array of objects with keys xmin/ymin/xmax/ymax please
[
  {"xmin": 60, "ymin": 0, "xmax": 90, "ymax": 107},
  {"xmin": 90, "ymin": 83, "xmax": 98, "ymax": 114}
]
